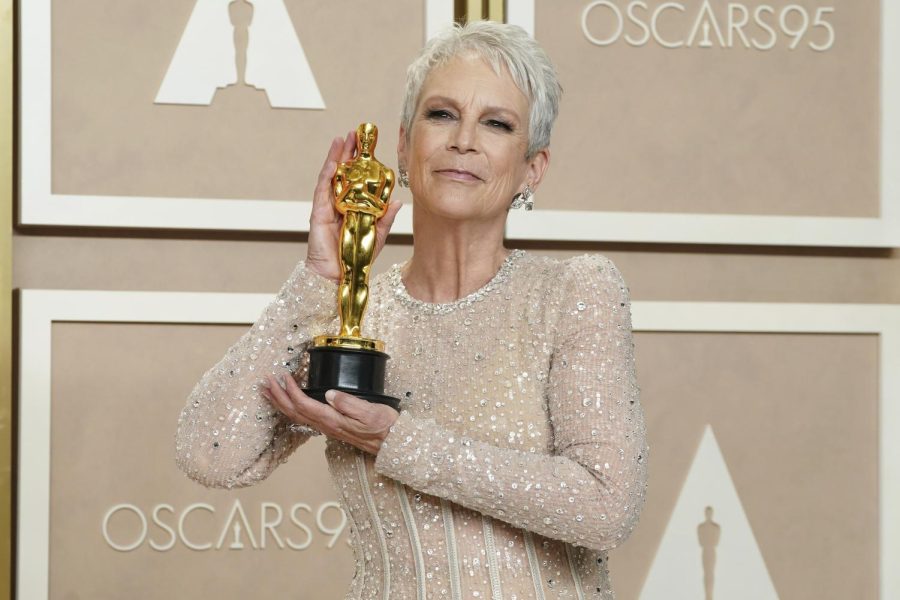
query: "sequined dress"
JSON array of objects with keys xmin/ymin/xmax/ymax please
[{"xmin": 176, "ymin": 250, "xmax": 648, "ymax": 600}]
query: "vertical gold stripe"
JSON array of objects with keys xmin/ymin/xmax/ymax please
[
  {"xmin": 466, "ymin": 0, "xmax": 484, "ymax": 20},
  {"xmin": 0, "ymin": 0, "xmax": 13, "ymax": 598},
  {"xmin": 486, "ymin": 0, "xmax": 505, "ymax": 22},
  {"xmin": 454, "ymin": 1, "xmax": 505, "ymax": 24},
  {"xmin": 454, "ymin": 0, "xmax": 467, "ymax": 23}
]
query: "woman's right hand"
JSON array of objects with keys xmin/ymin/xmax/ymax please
[{"xmin": 305, "ymin": 131, "xmax": 404, "ymax": 282}]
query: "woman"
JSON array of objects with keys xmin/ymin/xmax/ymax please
[{"xmin": 176, "ymin": 20, "xmax": 647, "ymax": 599}]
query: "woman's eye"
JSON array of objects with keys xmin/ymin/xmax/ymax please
[
  {"xmin": 485, "ymin": 119, "xmax": 513, "ymax": 132},
  {"xmin": 425, "ymin": 109, "xmax": 454, "ymax": 120}
]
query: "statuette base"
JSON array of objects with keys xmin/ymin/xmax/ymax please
[{"xmin": 304, "ymin": 345, "xmax": 399, "ymax": 411}]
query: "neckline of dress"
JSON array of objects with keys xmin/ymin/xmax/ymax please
[{"xmin": 388, "ymin": 249, "xmax": 526, "ymax": 315}]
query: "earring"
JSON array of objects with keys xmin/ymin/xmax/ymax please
[
  {"xmin": 510, "ymin": 184, "xmax": 534, "ymax": 210},
  {"xmin": 398, "ymin": 168, "xmax": 410, "ymax": 188}
]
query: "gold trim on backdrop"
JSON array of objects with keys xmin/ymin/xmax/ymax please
[
  {"xmin": 466, "ymin": 0, "xmax": 483, "ymax": 20},
  {"xmin": 486, "ymin": 0, "xmax": 505, "ymax": 22},
  {"xmin": 454, "ymin": 0, "xmax": 466, "ymax": 23},
  {"xmin": 455, "ymin": 0, "xmax": 505, "ymax": 22},
  {"xmin": 0, "ymin": 0, "xmax": 13, "ymax": 598}
]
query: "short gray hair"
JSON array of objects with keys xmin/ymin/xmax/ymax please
[{"xmin": 400, "ymin": 21, "xmax": 562, "ymax": 159}]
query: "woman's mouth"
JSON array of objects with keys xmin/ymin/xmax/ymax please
[{"xmin": 435, "ymin": 169, "xmax": 482, "ymax": 182}]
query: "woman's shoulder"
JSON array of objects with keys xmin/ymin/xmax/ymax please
[
  {"xmin": 514, "ymin": 253, "xmax": 632, "ymax": 343},
  {"xmin": 516, "ymin": 253, "xmax": 632, "ymax": 326},
  {"xmin": 516, "ymin": 252, "xmax": 626, "ymax": 291}
]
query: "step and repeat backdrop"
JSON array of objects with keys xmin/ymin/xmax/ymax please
[{"xmin": 14, "ymin": 0, "xmax": 899, "ymax": 599}]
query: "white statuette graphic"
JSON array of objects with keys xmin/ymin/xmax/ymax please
[
  {"xmin": 155, "ymin": 0, "xmax": 325, "ymax": 109},
  {"xmin": 688, "ymin": 0, "xmax": 727, "ymax": 48},
  {"xmin": 641, "ymin": 426, "xmax": 779, "ymax": 600},
  {"xmin": 230, "ymin": 522, "xmax": 246, "ymax": 549}
]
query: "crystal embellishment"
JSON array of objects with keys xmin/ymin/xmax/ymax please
[{"xmin": 387, "ymin": 250, "xmax": 526, "ymax": 314}]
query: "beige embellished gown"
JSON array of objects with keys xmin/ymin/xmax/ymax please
[{"xmin": 175, "ymin": 250, "xmax": 648, "ymax": 599}]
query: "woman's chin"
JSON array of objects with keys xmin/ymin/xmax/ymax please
[{"xmin": 416, "ymin": 197, "xmax": 504, "ymax": 223}]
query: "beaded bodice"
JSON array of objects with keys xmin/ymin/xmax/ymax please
[{"xmin": 176, "ymin": 251, "xmax": 648, "ymax": 600}]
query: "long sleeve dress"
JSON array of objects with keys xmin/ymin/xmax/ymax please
[{"xmin": 175, "ymin": 250, "xmax": 648, "ymax": 600}]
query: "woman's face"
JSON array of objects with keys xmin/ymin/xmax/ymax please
[{"xmin": 398, "ymin": 53, "xmax": 549, "ymax": 223}]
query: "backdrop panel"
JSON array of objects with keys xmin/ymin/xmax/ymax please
[
  {"xmin": 48, "ymin": 0, "xmax": 421, "ymax": 205},
  {"xmin": 18, "ymin": 0, "xmax": 424, "ymax": 232},
  {"xmin": 18, "ymin": 0, "xmax": 900, "ymax": 245},
  {"xmin": 502, "ymin": 0, "xmax": 900, "ymax": 246},
  {"xmin": 536, "ymin": 0, "xmax": 879, "ymax": 218},
  {"xmin": 618, "ymin": 331, "xmax": 878, "ymax": 599},
  {"xmin": 18, "ymin": 291, "xmax": 900, "ymax": 599},
  {"xmin": 49, "ymin": 322, "xmax": 354, "ymax": 600}
]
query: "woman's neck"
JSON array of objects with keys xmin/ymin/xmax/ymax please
[{"xmin": 403, "ymin": 208, "xmax": 510, "ymax": 303}]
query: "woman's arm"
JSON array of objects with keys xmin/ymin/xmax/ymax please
[
  {"xmin": 174, "ymin": 259, "xmax": 338, "ymax": 488},
  {"xmin": 374, "ymin": 255, "xmax": 648, "ymax": 552},
  {"xmin": 176, "ymin": 132, "xmax": 402, "ymax": 488}
]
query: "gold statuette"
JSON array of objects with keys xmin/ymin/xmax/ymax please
[
  {"xmin": 314, "ymin": 122, "xmax": 394, "ymax": 352},
  {"xmin": 305, "ymin": 123, "xmax": 399, "ymax": 409}
]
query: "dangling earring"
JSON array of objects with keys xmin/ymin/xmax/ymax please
[
  {"xmin": 510, "ymin": 184, "xmax": 534, "ymax": 210},
  {"xmin": 398, "ymin": 168, "xmax": 410, "ymax": 188}
]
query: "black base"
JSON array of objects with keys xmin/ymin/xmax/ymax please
[{"xmin": 304, "ymin": 345, "xmax": 400, "ymax": 411}]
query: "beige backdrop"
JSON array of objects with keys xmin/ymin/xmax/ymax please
[
  {"xmin": 51, "ymin": 0, "xmax": 420, "ymax": 206},
  {"xmin": 536, "ymin": 0, "xmax": 879, "ymax": 217},
  {"xmin": 50, "ymin": 0, "xmax": 880, "ymax": 217},
  {"xmin": 50, "ymin": 323, "xmax": 355, "ymax": 600},
  {"xmin": 44, "ymin": 322, "xmax": 879, "ymax": 599},
  {"xmin": 619, "ymin": 331, "xmax": 879, "ymax": 599},
  {"xmin": 12, "ymin": 0, "xmax": 898, "ymax": 598}
]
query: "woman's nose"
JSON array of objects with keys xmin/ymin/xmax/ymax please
[{"xmin": 448, "ymin": 118, "xmax": 478, "ymax": 153}]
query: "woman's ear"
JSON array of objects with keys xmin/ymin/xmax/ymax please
[{"xmin": 525, "ymin": 148, "xmax": 550, "ymax": 192}]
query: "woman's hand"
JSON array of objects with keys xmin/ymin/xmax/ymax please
[
  {"xmin": 261, "ymin": 373, "xmax": 399, "ymax": 455},
  {"xmin": 305, "ymin": 131, "xmax": 404, "ymax": 282}
]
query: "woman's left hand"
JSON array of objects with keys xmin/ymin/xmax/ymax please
[{"xmin": 261, "ymin": 373, "xmax": 399, "ymax": 455}]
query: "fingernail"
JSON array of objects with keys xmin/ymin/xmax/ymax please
[
  {"xmin": 277, "ymin": 375, "xmax": 286, "ymax": 389},
  {"xmin": 261, "ymin": 378, "xmax": 270, "ymax": 388},
  {"xmin": 325, "ymin": 389, "xmax": 336, "ymax": 404}
]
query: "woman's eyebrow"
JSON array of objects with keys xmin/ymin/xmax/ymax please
[{"xmin": 420, "ymin": 94, "xmax": 458, "ymax": 107}]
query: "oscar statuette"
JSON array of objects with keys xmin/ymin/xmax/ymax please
[{"xmin": 304, "ymin": 123, "xmax": 400, "ymax": 411}]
